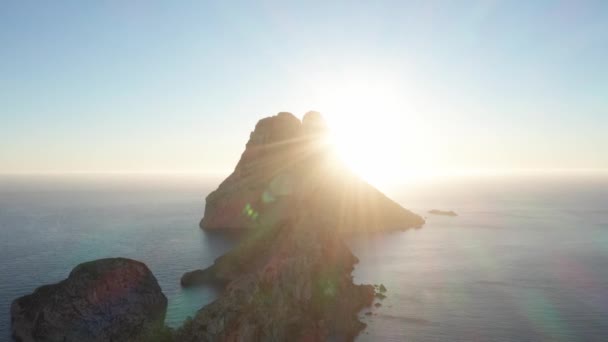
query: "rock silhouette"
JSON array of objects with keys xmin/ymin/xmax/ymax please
[
  {"xmin": 180, "ymin": 112, "xmax": 424, "ymax": 340},
  {"xmin": 11, "ymin": 258, "xmax": 167, "ymax": 342},
  {"xmin": 178, "ymin": 213, "xmax": 375, "ymax": 340},
  {"xmin": 201, "ymin": 111, "xmax": 424, "ymax": 233}
]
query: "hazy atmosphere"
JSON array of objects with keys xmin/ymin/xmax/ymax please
[
  {"xmin": 3, "ymin": 2, "xmax": 608, "ymax": 342},
  {"xmin": 2, "ymin": 1, "xmax": 607, "ymax": 182}
]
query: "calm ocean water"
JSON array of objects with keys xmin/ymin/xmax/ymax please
[{"xmin": 1, "ymin": 173, "xmax": 607, "ymax": 341}]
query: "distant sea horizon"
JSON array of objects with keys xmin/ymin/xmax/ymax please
[{"xmin": 1, "ymin": 172, "xmax": 607, "ymax": 341}]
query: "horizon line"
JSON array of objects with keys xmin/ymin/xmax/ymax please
[{"xmin": 1, "ymin": 168, "xmax": 607, "ymax": 177}]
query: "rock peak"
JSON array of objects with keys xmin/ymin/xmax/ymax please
[
  {"xmin": 248, "ymin": 112, "xmax": 301, "ymax": 147},
  {"xmin": 200, "ymin": 111, "xmax": 424, "ymax": 232},
  {"xmin": 302, "ymin": 110, "xmax": 328, "ymax": 136}
]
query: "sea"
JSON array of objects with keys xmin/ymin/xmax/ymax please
[{"xmin": 1, "ymin": 172, "xmax": 607, "ymax": 341}]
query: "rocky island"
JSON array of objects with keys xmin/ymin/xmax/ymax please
[
  {"xmin": 177, "ymin": 111, "xmax": 423, "ymax": 340},
  {"xmin": 11, "ymin": 111, "xmax": 424, "ymax": 341},
  {"xmin": 428, "ymin": 209, "xmax": 458, "ymax": 217},
  {"xmin": 200, "ymin": 111, "xmax": 423, "ymax": 233}
]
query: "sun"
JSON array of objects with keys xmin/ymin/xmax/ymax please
[
  {"xmin": 307, "ymin": 75, "xmax": 435, "ymax": 186},
  {"xmin": 326, "ymin": 112, "xmax": 407, "ymax": 187}
]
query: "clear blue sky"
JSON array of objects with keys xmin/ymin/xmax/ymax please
[{"xmin": 1, "ymin": 1, "xmax": 607, "ymax": 176}]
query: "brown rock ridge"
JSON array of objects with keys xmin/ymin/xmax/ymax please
[
  {"xmin": 11, "ymin": 258, "xmax": 168, "ymax": 342},
  {"xmin": 200, "ymin": 111, "xmax": 424, "ymax": 233},
  {"xmin": 179, "ymin": 112, "xmax": 424, "ymax": 341},
  {"xmin": 178, "ymin": 211, "xmax": 375, "ymax": 341}
]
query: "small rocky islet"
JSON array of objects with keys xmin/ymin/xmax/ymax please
[
  {"xmin": 11, "ymin": 112, "xmax": 424, "ymax": 341},
  {"xmin": 428, "ymin": 209, "xmax": 458, "ymax": 217}
]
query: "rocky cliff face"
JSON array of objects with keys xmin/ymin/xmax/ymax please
[
  {"xmin": 178, "ymin": 212, "xmax": 375, "ymax": 341},
  {"xmin": 11, "ymin": 258, "xmax": 167, "ymax": 342},
  {"xmin": 201, "ymin": 111, "xmax": 424, "ymax": 233},
  {"xmin": 180, "ymin": 112, "xmax": 424, "ymax": 341}
]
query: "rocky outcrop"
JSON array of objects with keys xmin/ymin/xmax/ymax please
[
  {"xmin": 200, "ymin": 111, "xmax": 424, "ymax": 233},
  {"xmin": 11, "ymin": 258, "xmax": 168, "ymax": 342},
  {"xmin": 180, "ymin": 111, "xmax": 425, "ymax": 341},
  {"xmin": 428, "ymin": 209, "xmax": 458, "ymax": 216},
  {"xmin": 177, "ymin": 211, "xmax": 375, "ymax": 341}
]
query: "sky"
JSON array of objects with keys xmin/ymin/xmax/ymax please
[{"xmin": 1, "ymin": 1, "xmax": 607, "ymax": 181}]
